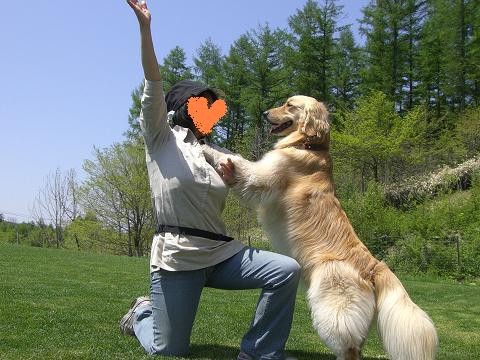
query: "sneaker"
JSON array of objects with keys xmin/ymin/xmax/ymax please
[
  {"xmin": 237, "ymin": 351, "xmax": 297, "ymax": 360},
  {"xmin": 237, "ymin": 352, "xmax": 253, "ymax": 360},
  {"xmin": 119, "ymin": 296, "xmax": 151, "ymax": 336}
]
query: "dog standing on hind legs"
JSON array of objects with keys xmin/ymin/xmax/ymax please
[{"xmin": 202, "ymin": 95, "xmax": 438, "ymax": 360}]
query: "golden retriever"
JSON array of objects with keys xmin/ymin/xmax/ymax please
[{"xmin": 202, "ymin": 95, "xmax": 438, "ymax": 360}]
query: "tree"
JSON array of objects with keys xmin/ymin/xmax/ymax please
[
  {"xmin": 360, "ymin": 0, "xmax": 428, "ymax": 111},
  {"xmin": 193, "ymin": 38, "xmax": 224, "ymax": 87},
  {"xmin": 214, "ymin": 41, "xmax": 250, "ymax": 151},
  {"xmin": 402, "ymin": 0, "xmax": 428, "ymax": 110},
  {"xmin": 235, "ymin": 26, "xmax": 292, "ymax": 159},
  {"xmin": 65, "ymin": 169, "xmax": 81, "ymax": 249},
  {"xmin": 81, "ymin": 140, "xmax": 153, "ymax": 256},
  {"xmin": 125, "ymin": 82, "xmax": 143, "ymax": 141},
  {"xmin": 332, "ymin": 91, "xmax": 427, "ymax": 189},
  {"xmin": 64, "ymin": 211, "xmax": 120, "ymax": 253},
  {"xmin": 31, "ymin": 168, "xmax": 73, "ymax": 248},
  {"xmin": 455, "ymin": 107, "xmax": 480, "ymax": 157},
  {"xmin": 417, "ymin": 0, "xmax": 452, "ymax": 117},
  {"xmin": 418, "ymin": 0, "xmax": 479, "ymax": 115},
  {"xmin": 330, "ymin": 27, "xmax": 364, "ymax": 117},
  {"xmin": 288, "ymin": 0, "xmax": 344, "ymax": 104},
  {"xmin": 361, "ymin": 0, "xmax": 403, "ymax": 110},
  {"xmin": 160, "ymin": 46, "xmax": 193, "ymax": 93},
  {"xmin": 466, "ymin": 0, "xmax": 480, "ymax": 106},
  {"xmin": 457, "ymin": 0, "xmax": 467, "ymax": 110}
]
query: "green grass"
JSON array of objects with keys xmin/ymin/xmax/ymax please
[{"xmin": 0, "ymin": 243, "xmax": 479, "ymax": 359}]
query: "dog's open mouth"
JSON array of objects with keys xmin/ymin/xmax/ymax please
[{"xmin": 269, "ymin": 120, "xmax": 293, "ymax": 134}]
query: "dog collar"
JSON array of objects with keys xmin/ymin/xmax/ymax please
[{"xmin": 293, "ymin": 143, "xmax": 326, "ymax": 151}]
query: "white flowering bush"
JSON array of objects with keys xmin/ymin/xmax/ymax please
[{"xmin": 385, "ymin": 156, "xmax": 480, "ymax": 207}]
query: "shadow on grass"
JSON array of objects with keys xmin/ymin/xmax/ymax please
[{"xmin": 189, "ymin": 344, "xmax": 381, "ymax": 359}]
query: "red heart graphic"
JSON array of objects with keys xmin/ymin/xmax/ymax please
[{"xmin": 187, "ymin": 97, "xmax": 227, "ymax": 135}]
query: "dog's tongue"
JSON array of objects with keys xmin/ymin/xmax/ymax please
[{"xmin": 270, "ymin": 123, "xmax": 281, "ymax": 134}]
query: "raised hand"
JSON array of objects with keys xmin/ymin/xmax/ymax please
[
  {"xmin": 126, "ymin": 0, "xmax": 160, "ymax": 81},
  {"xmin": 127, "ymin": 0, "xmax": 151, "ymax": 28}
]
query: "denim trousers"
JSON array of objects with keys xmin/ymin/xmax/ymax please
[{"xmin": 132, "ymin": 247, "xmax": 301, "ymax": 359}]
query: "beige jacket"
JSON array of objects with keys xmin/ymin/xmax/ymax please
[{"xmin": 139, "ymin": 80, "xmax": 245, "ymax": 272}]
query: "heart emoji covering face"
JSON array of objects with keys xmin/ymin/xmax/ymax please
[{"xmin": 187, "ymin": 96, "xmax": 227, "ymax": 135}]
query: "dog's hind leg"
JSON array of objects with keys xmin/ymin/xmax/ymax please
[{"xmin": 307, "ymin": 262, "xmax": 375, "ymax": 360}]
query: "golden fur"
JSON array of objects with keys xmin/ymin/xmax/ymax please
[{"xmin": 203, "ymin": 95, "xmax": 438, "ymax": 360}]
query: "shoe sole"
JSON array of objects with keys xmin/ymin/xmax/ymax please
[{"xmin": 119, "ymin": 297, "xmax": 151, "ymax": 336}]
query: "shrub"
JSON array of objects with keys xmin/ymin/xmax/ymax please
[
  {"xmin": 341, "ymin": 175, "xmax": 480, "ymax": 279},
  {"xmin": 384, "ymin": 156, "xmax": 480, "ymax": 208}
]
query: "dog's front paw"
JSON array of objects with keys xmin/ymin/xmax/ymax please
[{"xmin": 217, "ymin": 158, "xmax": 237, "ymax": 186}]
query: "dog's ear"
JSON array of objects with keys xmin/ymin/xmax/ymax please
[{"xmin": 299, "ymin": 100, "xmax": 330, "ymax": 139}]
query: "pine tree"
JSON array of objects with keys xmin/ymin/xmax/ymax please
[
  {"xmin": 402, "ymin": 0, "xmax": 427, "ymax": 110},
  {"xmin": 160, "ymin": 46, "xmax": 193, "ymax": 93},
  {"xmin": 288, "ymin": 0, "xmax": 344, "ymax": 103},
  {"xmin": 125, "ymin": 83, "xmax": 143, "ymax": 141},
  {"xmin": 214, "ymin": 40, "xmax": 251, "ymax": 151},
  {"xmin": 330, "ymin": 27, "xmax": 364, "ymax": 117},
  {"xmin": 360, "ymin": 0, "xmax": 395, "ymax": 102},
  {"xmin": 360, "ymin": 0, "xmax": 427, "ymax": 111},
  {"xmin": 234, "ymin": 26, "xmax": 292, "ymax": 159},
  {"xmin": 193, "ymin": 38, "xmax": 225, "ymax": 88},
  {"xmin": 464, "ymin": 0, "xmax": 480, "ymax": 106}
]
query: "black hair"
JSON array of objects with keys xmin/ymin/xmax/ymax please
[{"xmin": 171, "ymin": 102, "xmax": 194, "ymax": 131}]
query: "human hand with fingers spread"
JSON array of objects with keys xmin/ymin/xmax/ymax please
[{"xmin": 127, "ymin": 0, "xmax": 151, "ymax": 28}]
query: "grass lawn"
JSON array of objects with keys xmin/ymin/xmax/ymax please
[{"xmin": 0, "ymin": 243, "xmax": 479, "ymax": 359}]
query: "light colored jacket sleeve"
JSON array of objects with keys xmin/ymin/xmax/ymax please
[
  {"xmin": 138, "ymin": 79, "xmax": 171, "ymax": 152},
  {"xmin": 207, "ymin": 142, "xmax": 236, "ymax": 156}
]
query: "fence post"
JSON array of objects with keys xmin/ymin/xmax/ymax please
[{"xmin": 455, "ymin": 233, "xmax": 462, "ymax": 280}]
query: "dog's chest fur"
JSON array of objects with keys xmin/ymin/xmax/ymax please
[{"xmin": 257, "ymin": 201, "xmax": 292, "ymax": 257}]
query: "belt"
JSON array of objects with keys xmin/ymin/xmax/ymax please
[{"xmin": 156, "ymin": 224, "xmax": 234, "ymax": 242}]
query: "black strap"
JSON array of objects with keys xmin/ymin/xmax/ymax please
[{"xmin": 156, "ymin": 224, "xmax": 234, "ymax": 242}]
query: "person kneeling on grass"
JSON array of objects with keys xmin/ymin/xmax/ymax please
[{"xmin": 120, "ymin": 1, "xmax": 300, "ymax": 359}]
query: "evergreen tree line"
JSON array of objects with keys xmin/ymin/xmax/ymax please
[{"xmin": 127, "ymin": 0, "xmax": 480, "ymax": 186}]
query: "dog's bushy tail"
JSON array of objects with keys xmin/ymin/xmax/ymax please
[{"xmin": 374, "ymin": 263, "xmax": 438, "ymax": 360}]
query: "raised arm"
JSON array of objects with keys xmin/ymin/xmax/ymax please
[
  {"xmin": 127, "ymin": 0, "xmax": 169, "ymax": 151},
  {"xmin": 127, "ymin": 0, "xmax": 161, "ymax": 81}
]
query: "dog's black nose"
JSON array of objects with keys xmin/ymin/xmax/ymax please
[{"xmin": 262, "ymin": 110, "xmax": 269, "ymax": 120}]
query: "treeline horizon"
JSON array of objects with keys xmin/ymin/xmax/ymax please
[{"xmin": 127, "ymin": 0, "xmax": 479, "ymax": 141}]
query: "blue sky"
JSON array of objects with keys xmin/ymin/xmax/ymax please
[{"xmin": 0, "ymin": 0, "xmax": 369, "ymax": 223}]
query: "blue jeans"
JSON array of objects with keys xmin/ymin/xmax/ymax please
[{"xmin": 132, "ymin": 247, "xmax": 300, "ymax": 359}]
